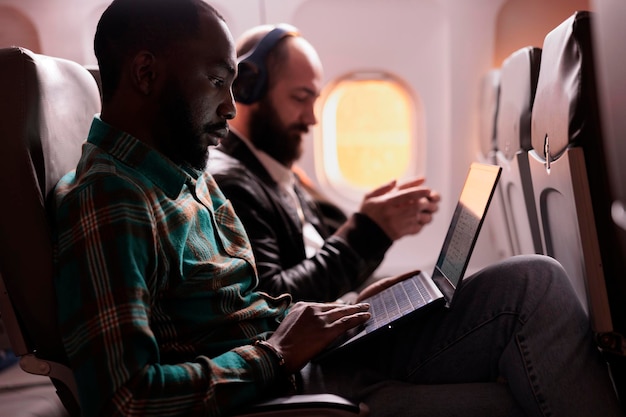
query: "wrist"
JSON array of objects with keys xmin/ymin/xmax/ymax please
[{"xmin": 254, "ymin": 339, "xmax": 299, "ymax": 393}]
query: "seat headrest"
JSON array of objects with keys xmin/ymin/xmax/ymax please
[
  {"xmin": 0, "ymin": 47, "xmax": 101, "ymax": 360},
  {"xmin": 84, "ymin": 64, "xmax": 102, "ymax": 100},
  {"xmin": 530, "ymin": 11, "xmax": 599, "ymax": 161},
  {"xmin": 478, "ymin": 69, "xmax": 501, "ymax": 159},
  {"xmin": 496, "ymin": 46, "xmax": 542, "ymax": 160},
  {"xmin": 0, "ymin": 47, "xmax": 101, "ymax": 196}
]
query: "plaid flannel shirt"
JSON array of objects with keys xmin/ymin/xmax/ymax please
[{"xmin": 53, "ymin": 117, "xmax": 291, "ymax": 417}]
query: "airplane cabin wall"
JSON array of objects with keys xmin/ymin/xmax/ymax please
[{"xmin": 0, "ymin": 0, "xmax": 594, "ymax": 278}]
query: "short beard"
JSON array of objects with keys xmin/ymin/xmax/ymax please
[
  {"xmin": 248, "ymin": 96, "xmax": 307, "ymax": 167},
  {"xmin": 158, "ymin": 80, "xmax": 209, "ymax": 171}
]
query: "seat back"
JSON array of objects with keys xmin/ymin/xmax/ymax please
[
  {"xmin": 495, "ymin": 46, "xmax": 543, "ymax": 255},
  {"xmin": 0, "ymin": 46, "xmax": 101, "ymax": 416},
  {"xmin": 593, "ymin": 0, "xmax": 626, "ymax": 232},
  {"xmin": 529, "ymin": 10, "xmax": 620, "ymax": 326},
  {"xmin": 527, "ymin": 11, "xmax": 625, "ymax": 402},
  {"xmin": 477, "ymin": 69, "xmax": 500, "ymax": 165},
  {"xmin": 84, "ymin": 64, "xmax": 103, "ymax": 100},
  {"xmin": 477, "ymin": 69, "xmax": 515, "ymax": 260}
]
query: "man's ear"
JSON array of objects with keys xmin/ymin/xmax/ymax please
[{"xmin": 131, "ymin": 51, "xmax": 157, "ymax": 96}]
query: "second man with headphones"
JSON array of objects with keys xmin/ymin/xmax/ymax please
[{"xmin": 208, "ymin": 24, "xmax": 440, "ymax": 302}]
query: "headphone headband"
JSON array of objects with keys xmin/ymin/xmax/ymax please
[
  {"xmin": 237, "ymin": 27, "xmax": 296, "ymax": 66},
  {"xmin": 233, "ymin": 26, "xmax": 299, "ymax": 104}
]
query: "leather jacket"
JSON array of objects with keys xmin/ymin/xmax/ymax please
[{"xmin": 207, "ymin": 133, "xmax": 392, "ymax": 302}]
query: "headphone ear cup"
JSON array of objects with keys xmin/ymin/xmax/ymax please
[
  {"xmin": 233, "ymin": 60, "xmax": 263, "ymax": 104},
  {"xmin": 233, "ymin": 27, "xmax": 296, "ymax": 104}
]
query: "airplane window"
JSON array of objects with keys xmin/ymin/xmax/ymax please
[{"xmin": 316, "ymin": 73, "xmax": 417, "ymax": 192}]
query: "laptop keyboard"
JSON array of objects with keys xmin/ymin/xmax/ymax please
[{"xmin": 365, "ymin": 275, "xmax": 431, "ymax": 332}]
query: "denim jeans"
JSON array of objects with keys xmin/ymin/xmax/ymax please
[{"xmin": 302, "ymin": 255, "xmax": 622, "ymax": 417}]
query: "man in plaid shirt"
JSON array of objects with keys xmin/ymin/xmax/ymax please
[{"xmin": 52, "ymin": 0, "xmax": 622, "ymax": 416}]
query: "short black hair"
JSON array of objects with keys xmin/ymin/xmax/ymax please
[{"xmin": 94, "ymin": 0, "xmax": 222, "ymax": 102}]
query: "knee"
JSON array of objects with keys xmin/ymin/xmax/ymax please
[
  {"xmin": 508, "ymin": 254, "xmax": 569, "ymax": 289},
  {"xmin": 490, "ymin": 254, "xmax": 566, "ymax": 283},
  {"xmin": 499, "ymin": 255, "xmax": 582, "ymax": 311},
  {"xmin": 468, "ymin": 255, "xmax": 576, "ymax": 309}
]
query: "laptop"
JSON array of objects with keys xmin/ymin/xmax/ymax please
[{"xmin": 319, "ymin": 162, "xmax": 502, "ymax": 357}]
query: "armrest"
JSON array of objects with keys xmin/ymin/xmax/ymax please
[{"xmin": 234, "ymin": 393, "xmax": 368, "ymax": 417}]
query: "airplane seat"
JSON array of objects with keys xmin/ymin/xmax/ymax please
[
  {"xmin": 83, "ymin": 64, "xmax": 102, "ymax": 101},
  {"xmin": 591, "ymin": 0, "xmax": 626, "ymax": 407},
  {"xmin": 527, "ymin": 11, "xmax": 626, "ymax": 406},
  {"xmin": 593, "ymin": 0, "xmax": 626, "ymax": 232},
  {"xmin": 495, "ymin": 46, "xmax": 543, "ymax": 256},
  {"xmin": 0, "ymin": 45, "xmax": 100, "ymax": 417},
  {"xmin": 0, "ymin": 46, "xmax": 369, "ymax": 417},
  {"xmin": 477, "ymin": 69, "xmax": 500, "ymax": 166},
  {"xmin": 477, "ymin": 69, "xmax": 515, "ymax": 260}
]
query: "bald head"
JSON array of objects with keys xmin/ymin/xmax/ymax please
[
  {"xmin": 230, "ymin": 24, "xmax": 323, "ymax": 167},
  {"xmin": 233, "ymin": 24, "xmax": 322, "ymax": 103}
]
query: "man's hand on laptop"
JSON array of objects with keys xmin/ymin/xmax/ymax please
[
  {"xmin": 356, "ymin": 269, "xmax": 422, "ymax": 303},
  {"xmin": 267, "ymin": 302, "xmax": 371, "ymax": 373}
]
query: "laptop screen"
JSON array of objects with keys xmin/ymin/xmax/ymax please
[
  {"xmin": 435, "ymin": 163, "xmax": 502, "ymax": 289},
  {"xmin": 315, "ymin": 162, "xmax": 502, "ymax": 356}
]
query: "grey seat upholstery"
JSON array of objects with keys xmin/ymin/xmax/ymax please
[
  {"xmin": 593, "ymin": 0, "xmax": 626, "ymax": 233},
  {"xmin": 477, "ymin": 69, "xmax": 514, "ymax": 260},
  {"xmin": 0, "ymin": 46, "xmax": 98, "ymax": 417},
  {"xmin": 478, "ymin": 69, "xmax": 501, "ymax": 166},
  {"xmin": 591, "ymin": 2, "xmax": 626, "ymax": 407},
  {"xmin": 0, "ymin": 46, "xmax": 367, "ymax": 417},
  {"xmin": 527, "ymin": 11, "xmax": 625, "ymax": 406},
  {"xmin": 495, "ymin": 46, "xmax": 543, "ymax": 256}
]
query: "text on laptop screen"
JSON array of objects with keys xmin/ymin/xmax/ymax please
[{"xmin": 436, "ymin": 164, "xmax": 500, "ymax": 287}]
